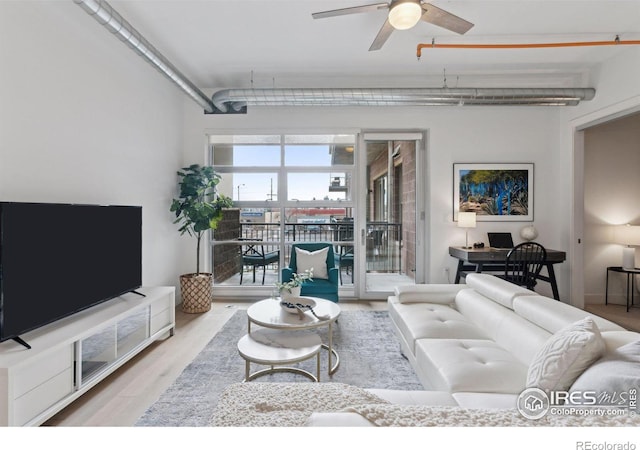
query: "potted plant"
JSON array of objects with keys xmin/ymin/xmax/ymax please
[
  {"xmin": 275, "ymin": 269, "xmax": 313, "ymax": 299},
  {"xmin": 170, "ymin": 164, "xmax": 232, "ymax": 313}
]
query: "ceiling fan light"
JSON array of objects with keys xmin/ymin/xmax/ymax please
[{"xmin": 388, "ymin": 1, "xmax": 422, "ymax": 30}]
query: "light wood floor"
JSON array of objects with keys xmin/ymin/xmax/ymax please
[{"xmin": 43, "ymin": 299, "xmax": 638, "ymax": 427}]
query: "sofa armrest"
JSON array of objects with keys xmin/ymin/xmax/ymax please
[{"xmin": 393, "ymin": 284, "xmax": 467, "ymax": 304}]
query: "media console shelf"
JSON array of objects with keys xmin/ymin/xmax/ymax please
[{"xmin": 0, "ymin": 286, "xmax": 175, "ymax": 426}]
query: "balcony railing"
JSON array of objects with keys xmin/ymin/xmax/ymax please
[{"xmin": 237, "ymin": 221, "xmax": 402, "ymax": 273}]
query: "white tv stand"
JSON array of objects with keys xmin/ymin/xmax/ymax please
[{"xmin": 0, "ymin": 286, "xmax": 175, "ymax": 426}]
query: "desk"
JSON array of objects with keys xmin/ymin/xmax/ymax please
[
  {"xmin": 449, "ymin": 246, "xmax": 567, "ymax": 300},
  {"xmin": 605, "ymin": 266, "xmax": 640, "ymax": 312}
]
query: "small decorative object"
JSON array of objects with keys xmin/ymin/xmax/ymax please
[
  {"xmin": 279, "ymin": 297, "xmax": 317, "ymax": 315},
  {"xmin": 275, "ymin": 269, "xmax": 313, "ymax": 300},
  {"xmin": 473, "ymin": 242, "xmax": 485, "ymax": 249},
  {"xmin": 520, "ymin": 225, "xmax": 539, "ymax": 241}
]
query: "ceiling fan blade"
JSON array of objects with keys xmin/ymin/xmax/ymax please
[
  {"xmin": 369, "ymin": 18, "xmax": 395, "ymax": 51},
  {"xmin": 420, "ymin": 3, "xmax": 474, "ymax": 34},
  {"xmin": 312, "ymin": 2, "xmax": 389, "ymax": 19}
]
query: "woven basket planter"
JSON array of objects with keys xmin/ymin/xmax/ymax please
[{"xmin": 180, "ymin": 273, "xmax": 213, "ymax": 313}]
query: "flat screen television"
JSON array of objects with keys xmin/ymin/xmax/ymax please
[{"xmin": 0, "ymin": 202, "xmax": 142, "ymax": 348}]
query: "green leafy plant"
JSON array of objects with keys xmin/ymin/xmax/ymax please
[
  {"xmin": 275, "ymin": 269, "xmax": 314, "ymax": 293},
  {"xmin": 170, "ymin": 164, "xmax": 233, "ymax": 275}
]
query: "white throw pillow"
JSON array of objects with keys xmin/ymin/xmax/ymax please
[
  {"xmin": 569, "ymin": 340, "xmax": 640, "ymax": 400},
  {"xmin": 526, "ymin": 317, "xmax": 605, "ymax": 392},
  {"xmin": 295, "ymin": 247, "xmax": 329, "ymax": 279}
]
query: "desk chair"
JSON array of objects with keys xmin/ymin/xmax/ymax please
[
  {"xmin": 335, "ymin": 245, "xmax": 354, "ymax": 284},
  {"xmin": 282, "ymin": 242, "xmax": 339, "ymax": 302},
  {"xmin": 240, "ymin": 239, "xmax": 279, "ymax": 285},
  {"xmin": 498, "ymin": 242, "xmax": 547, "ymax": 291}
]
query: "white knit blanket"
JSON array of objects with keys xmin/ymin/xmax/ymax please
[
  {"xmin": 210, "ymin": 382, "xmax": 640, "ymax": 427},
  {"xmin": 210, "ymin": 382, "xmax": 389, "ymax": 427}
]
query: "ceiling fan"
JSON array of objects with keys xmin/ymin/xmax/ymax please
[{"xmin": 312, "ymin": 0, "xmax": 474, "ymax": 51}]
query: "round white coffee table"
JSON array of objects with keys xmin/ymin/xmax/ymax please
[
  {"xmin": 245, "ymin": 297, "xmax": 341, "ymax": 376},
  {"xmin": 238, "ymin": 328, "xmax": 322, "ymax": 382}
]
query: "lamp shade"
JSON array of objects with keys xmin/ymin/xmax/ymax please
[
  {"xmin": 614, "ymin": 224, "xmax": 640, "ymax": 246},
  {"xmin": 614, "ymin": 224, "xmax": 640, "ymax": 270},
  {"xmin": 388, "ymin": 0, "xmax": 423, "ymax": 30},
  {"xmin": 458, "ymin": 212, "xmax": 477, "ymax": 228}
]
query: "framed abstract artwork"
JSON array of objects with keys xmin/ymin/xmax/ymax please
[{"xmin": 453, "ymin": 163, "xmax": 534, "ymax": 222}]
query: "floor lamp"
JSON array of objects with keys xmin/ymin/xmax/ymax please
[{"xmin": 458, "ymin": 212, "xmax": 477, "ymax": 249}]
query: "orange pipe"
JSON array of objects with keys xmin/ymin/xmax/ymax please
[{"xmin": 416, "ymin": 38, "xmax": 640, "ymax": 59}]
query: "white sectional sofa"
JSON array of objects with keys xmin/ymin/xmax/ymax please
[
  {"xmin": 307, "ymin": 273, "xmax": 640, "ymax": 426},
  {"xmin": 388, "ymin": 273, "xmax": 638, "ymax": 401}
]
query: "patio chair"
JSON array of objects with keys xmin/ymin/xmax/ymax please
[
  {"xmin": 240, "ymin": 239, "xmax": 279, "ymax": 285},
  {"xmin": 335, "ymin": 244, "xmax": 354, "ymax": 284}
]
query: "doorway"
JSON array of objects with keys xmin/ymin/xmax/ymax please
[
  {"xmin": 358, "ymin": 133, "xmax": 425, "ymax": 298},
  {"xmin": 572, "ymin": 105, "xmax": 640, "ymax": 309}
]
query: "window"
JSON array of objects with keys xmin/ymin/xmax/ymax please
[{"xmin": 208, "ymin": 134, "xmax": 356, "ymax": 289}]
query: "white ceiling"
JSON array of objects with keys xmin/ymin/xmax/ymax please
[{"xmin": 108, "ymin": 0, "xmax": 640, "ymax": 89}]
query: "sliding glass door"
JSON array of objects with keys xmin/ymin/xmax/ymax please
[{"xmin": 358, "ymin": 133, "xmax": 425, "ymax": 298}]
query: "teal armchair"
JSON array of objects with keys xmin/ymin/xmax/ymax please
[{"xmin": 282, "ymin": 242, "xmax": 339, "ymax": 303}]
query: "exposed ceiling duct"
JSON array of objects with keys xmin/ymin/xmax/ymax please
[
  {"xmin": 74, "ymin": 0, "xmax": 216, "ymax": 113},
  {"xmin": 211, "ymin": 87, "xmax": 596, "ymax": 113},
  {"xmin": 74, "ymin": 0, "xmax": 596, "ymax": 115}
]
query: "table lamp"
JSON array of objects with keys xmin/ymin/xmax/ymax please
[
  {"xmin": 458, "ymin": 212, "xmax": 476, "ymax": 249},
  {"xmin": 615, "ymin": 224, "xmax": 640, "ymax": 270}
]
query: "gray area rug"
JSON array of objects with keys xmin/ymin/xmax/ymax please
[{"xmin": 135, "ymin": 309, "xmax": 422, "ymax": 426}]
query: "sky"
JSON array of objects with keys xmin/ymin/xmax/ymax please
[{"xmin": 227, "ymin": 145, "xmax": 351, "ymax": 203}]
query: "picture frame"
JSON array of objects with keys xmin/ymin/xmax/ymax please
[{"xmin": 453, "ymin": 163, "xmax": 534, "ymax": 222}]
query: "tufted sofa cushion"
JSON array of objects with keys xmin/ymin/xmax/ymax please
[
  {"xmin": 415, "ymin": 339, "xmax": 529, "ymax": 393},
  {"xmin": 388, "ymin": 296, "xmax": 488, "ymax": 355}
]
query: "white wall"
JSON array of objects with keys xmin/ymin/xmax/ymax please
[
  {"xmin": 0, "ymin": 2, "xmax": 186, "ymax": 290},
  {"xmin": 183, "ymin": 103, "xmax": 566, "ymax": 299}
]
